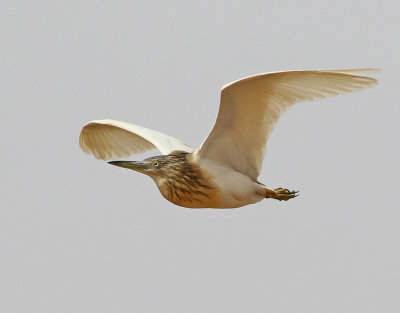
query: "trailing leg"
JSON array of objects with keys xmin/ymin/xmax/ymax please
[{"xmin": 265, "ymin": 187, "xmax": 299, "ymax": 201}]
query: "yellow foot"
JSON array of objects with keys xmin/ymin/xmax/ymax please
[{"xmin": 273, "ymin": 188, "xmax": 299, "ymax": 201}]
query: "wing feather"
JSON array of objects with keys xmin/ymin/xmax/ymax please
[
  {"xmin": 197, "ymin": 69, "xmax": 379, "ymax": 180},
  {"xmin": 80, "ymin": 119, "xmax": 194, "ymax": 160}
]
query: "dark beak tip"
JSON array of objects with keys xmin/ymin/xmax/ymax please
[
  {"xmin": 107, "ymin": 160, "xmax": 145, "ymax": 171},
  {"xmin": 108, "ymin": 160, "xmax": 128, "ymax": 167}
]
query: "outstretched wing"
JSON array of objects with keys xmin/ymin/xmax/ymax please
[
  {"xmin": 196, "ymin": 69, "xmax": 379, "ymax": 180},
  {"xmin": 79, "ymin": 119, "xmax": 194, "ymax": 160}
]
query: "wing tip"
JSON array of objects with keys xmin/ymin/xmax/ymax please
[
  {"xmin": 220, "ymin": 68, "xmax": 380, "ymax": 92},
  {"xmin": 79, "ymin": 120, "xmax": 119, "ymax": 160},
  {"xmin": 327, "ymin": 68, "xmax": 381, "ymax": 76}
]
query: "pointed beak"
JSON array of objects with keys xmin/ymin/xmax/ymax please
[{"xmin": 108, "ymin": 161, "xmax": 150, "ymax": 172}]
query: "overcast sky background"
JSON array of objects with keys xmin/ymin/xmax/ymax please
[{"xmin": 2, "ymin": 1, "xmax": 399, "ymax": 312}]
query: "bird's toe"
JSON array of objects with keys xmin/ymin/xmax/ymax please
[{"xmin": 273, "ymin": 188, "xmax": 299, "ymax": 201}]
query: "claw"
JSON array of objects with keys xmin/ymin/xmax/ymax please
[{"xmin": 273, "ymin": 188, "xmax": 299, "ymax": 201}]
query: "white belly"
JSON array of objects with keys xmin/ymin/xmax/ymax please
[{"xmin": 197, "ymin": 158, "xmax": 265, "ymax": 208}]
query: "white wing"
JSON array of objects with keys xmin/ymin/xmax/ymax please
[
  {"xmin": 79, "ymin": 119, "xmax": 194, "ymax": 160},
  {"xmin": 197, "ymin": 69, "xmax": 379, "ymax": 181}
]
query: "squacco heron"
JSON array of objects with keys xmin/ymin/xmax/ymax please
[{"xmin": 80, "ymin": 69, "xmax": 378, "ymax": 208}]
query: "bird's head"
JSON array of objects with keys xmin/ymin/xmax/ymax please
[
  {"xmin": 108, "ymin": 152, "xmax": 190, "ymax": 180},
  {"xmin": 108, "ymin": 151, "xmax": 217, "ymax": 206}
]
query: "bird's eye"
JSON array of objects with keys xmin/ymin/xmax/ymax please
[{"xmin": 153, "ymin": 161, "xmax": 159, "ymax": 168}]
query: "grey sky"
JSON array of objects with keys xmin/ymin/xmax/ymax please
[{"xmin": 2, "ymin": 1, "xmax": 399, "ymax": 312}]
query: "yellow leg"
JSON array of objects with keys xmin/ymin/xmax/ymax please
[{"xmin": 265, "ymin": 187, "xmax": 299, "ymax": 201}]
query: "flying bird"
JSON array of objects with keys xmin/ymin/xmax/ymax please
[{"xmin": 79, "ymin": 69, "xmax": 379, "ymax": 208}]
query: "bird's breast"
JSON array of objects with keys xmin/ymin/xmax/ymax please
[{"xmin": 156, "ymin": 177, "xmax": 221, "ymax": 208}]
